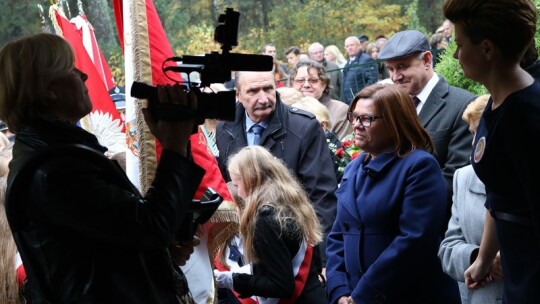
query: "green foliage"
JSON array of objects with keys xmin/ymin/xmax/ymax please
[
  {"xmin": 434, "ymin": 42, "xmax": 487, "ymax": 96},
  {"xmin": 405, "ymin": 0, "xmax": 429, "ymax": 34},
  {"xmin": 108, "ymin": 46, "xmax": 125, "ymax": 87},
  {"xmin": 2, "ymin": 0, "xmax": 539, "ymax": 94},
  {"xmin": 535, "ymin": 0, "xmax": 540, "ymax": 55},
  {"xmin": 435, "ymin": 0, "xmax": 540, "ymax": 95},
  {"xmin": 0, "ymin": 1, "xmax": 43, "ymax": 47},
  {"xmin": 416, "ymin": 0, "xmax": 444, "ymax": 33},
  {"xmin": 174, "ymin": 24, "xmax": 221, "ymax": 56},
  {"xmin": 263, "ymin": 0, "xmax": 409, "ymax": 61}
]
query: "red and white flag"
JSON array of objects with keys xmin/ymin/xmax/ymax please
[
  {"xmin": 49, "ymin": 5, "xmax": 120, "ymax": 123},
  {"xmin": 113, "ymin": 3, "xmax": 238, "ymax": 303},
  {"xmin": 112, "ymin": 0, "xmax": 173, "ymax": 189},
  {"xmin": 70, "ymin": 14, "xmax": 115, "ymax": 91}
]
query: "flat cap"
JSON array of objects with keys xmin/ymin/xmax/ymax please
[
  {"xmin": 358, "ymin": 34, "xmax": 369, "ymax": 43},
  {"xmin": 378, "ymin": 30, "xmax": 430, "ymax": 61}
]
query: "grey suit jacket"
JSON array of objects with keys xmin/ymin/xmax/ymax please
[
  {"xmin": 438, "ymin": 165, "xmax": 504, "ymax": 304},
  {"xmin": 419, "ymin": 76, "xmax": 474, "ymax": 204}
]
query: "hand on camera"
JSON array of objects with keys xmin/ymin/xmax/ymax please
[
  {"xmin": 141, "ymin": 84, "xmax": 197, "ymax": 156},
  {"xmin": 169, "ymin": 236, "xmax": 201, "ymax": 266}
]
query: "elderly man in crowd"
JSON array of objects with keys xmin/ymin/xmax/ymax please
[
  {"xmin": 342, "ymin": 36, "xmax": 378, "ymax": 104},
  {"xmin": 215, "ymin": 71, "xmax": 338, "ymax": 267},
  {"xmin": 309, "ymin": 42, "xmax": 343, "ymax": 100},
  {"xmin": 378, "ymin": 30, "xmax": 474, "ymax": 233}
]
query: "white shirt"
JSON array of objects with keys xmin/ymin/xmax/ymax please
[
  {"xmin": 245, "ymin": 114, "xmax": 269, "ymax": 146},
  {"xmin": 414, "ymin": 73, "xmax": 440, "ymax": 114}
]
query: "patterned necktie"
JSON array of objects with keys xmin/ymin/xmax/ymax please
[{"xmin": 251, "ymin": 124, "xmax": 264, "ymax": 145}]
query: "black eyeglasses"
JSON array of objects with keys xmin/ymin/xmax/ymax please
[{"xmin": 347, "ymin": 112, "xmax": 383, "ymax": 128}]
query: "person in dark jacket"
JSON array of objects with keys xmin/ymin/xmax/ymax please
[
  {"xmin": 445, "ymin": 1, "xmax": 540, "ymax": 302},
  {"xmin": 214, "ymin": 146, "xmax": 328, "ymax": 303},
  {"xmin": 378, "ymin": 29, "xmax": 475, "ymax": 236},
  {"xmin": 215, "ymin": 71, "xmax": 337, "ymax": 268},
  {"xmin": 326, "ymin": 84, "xmax": 460, "ymax": 304},
  {"xmin": 0, "ymin": 33, "xmax": 204, "ymax": 303},
  {"xmin": 342, "ymin": 36, "xmax": 379, "ymax": 104}
]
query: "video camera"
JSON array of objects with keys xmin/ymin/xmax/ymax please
[
  {"xmin": 177, "ymin": 187, "xmax": 223, "ymax": 242},
  {"xmin": 131, "ymin": 8, "xmax": 273, "ymax": 123}
]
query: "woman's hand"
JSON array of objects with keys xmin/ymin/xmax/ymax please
[
  {"xmin": 337, "ymin": 296, "xmax": 354, "ymax": 304},
  {"xmin": 465, "ymin": 257, "xmax": 494, "ymax": 289}
]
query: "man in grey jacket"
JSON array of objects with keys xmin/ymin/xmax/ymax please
[{"xmin": 378, "ymin": 30, "xmax": 475, "ymax": 233}]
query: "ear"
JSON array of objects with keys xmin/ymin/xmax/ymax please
[
  {"xmin": 482, "ymin": 39, "xmax": 496, "ymax": 60},
  {"xmin": 423, "ymin": 51, "xmax": 433, "ymax": 68}
]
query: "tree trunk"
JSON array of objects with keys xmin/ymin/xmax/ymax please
[{"xmin": 260, "ymin": 0, "xmax": 269, "ymax": 32}]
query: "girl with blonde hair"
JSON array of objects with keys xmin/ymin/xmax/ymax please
[{"xmin": 214, "ymin": 145, "xmax": 327, "ymax": 303}]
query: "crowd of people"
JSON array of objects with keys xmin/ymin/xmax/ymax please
[{"xmin": 0, "ymin": 0, "xmax": 539, "ymax": 303}]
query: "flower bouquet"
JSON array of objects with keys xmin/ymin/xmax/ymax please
[{"xmin": 327, "ymin": 138, "xmax": 362, "ymax": 182}]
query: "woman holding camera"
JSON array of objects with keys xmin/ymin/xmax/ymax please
[{"xmin": 0, "ymin": 32, "xmax": 203, "ymax": 303}]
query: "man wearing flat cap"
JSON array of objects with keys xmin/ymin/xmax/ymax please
[{"xmin": 378, "ymin": 30, "xmax": 475, "ymax": 234}]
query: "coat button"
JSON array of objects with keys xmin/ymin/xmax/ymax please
[{"xmin": 344, "ymin": 223, "xmax": 350, "ymax": 231}]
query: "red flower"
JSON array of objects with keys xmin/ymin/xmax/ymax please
[
  {"xmin": 341, "ymin": 140, "xmax": 352, "ymax": 148},
  {"xmin": 327, "ymin": 133, "xmax": 362, "ymax": 183}
]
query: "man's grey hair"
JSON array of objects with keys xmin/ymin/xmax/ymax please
[{"xmin": 308, "ymin": 42, "xmax": 324, "ymax": 54}]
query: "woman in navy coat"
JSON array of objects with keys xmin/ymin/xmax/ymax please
[{"xmin": 326, "ymin": 84, "xmax": 460, "ymax": 304}]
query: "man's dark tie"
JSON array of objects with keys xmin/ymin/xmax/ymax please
[
  {"xmin": 412, "ymin": 96, "xmax": 421, "ymax": 108},
  {"xmin": 228, "ymin": 243, "xmax": 244, "ymax": 267},
  {"xmin": 251, "ymin": 124, "xmax": 264, "ymax": 145}
]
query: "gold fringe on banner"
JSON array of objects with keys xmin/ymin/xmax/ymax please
[
  {"xmin": 207, "ymin": 202, "xmax": 239, "ymax": 261},
  {"xmin": 128, "ymin": 1, "xmax": 157, "ymax": 195}
]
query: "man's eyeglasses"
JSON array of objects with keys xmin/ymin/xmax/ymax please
[
  {"xmin": 293, "ymin": 78, "xmax": 320, "ymax": 85},
  {"xmin": 347, "ymin": 112, "xmax": 383, "ymax": 128}
]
